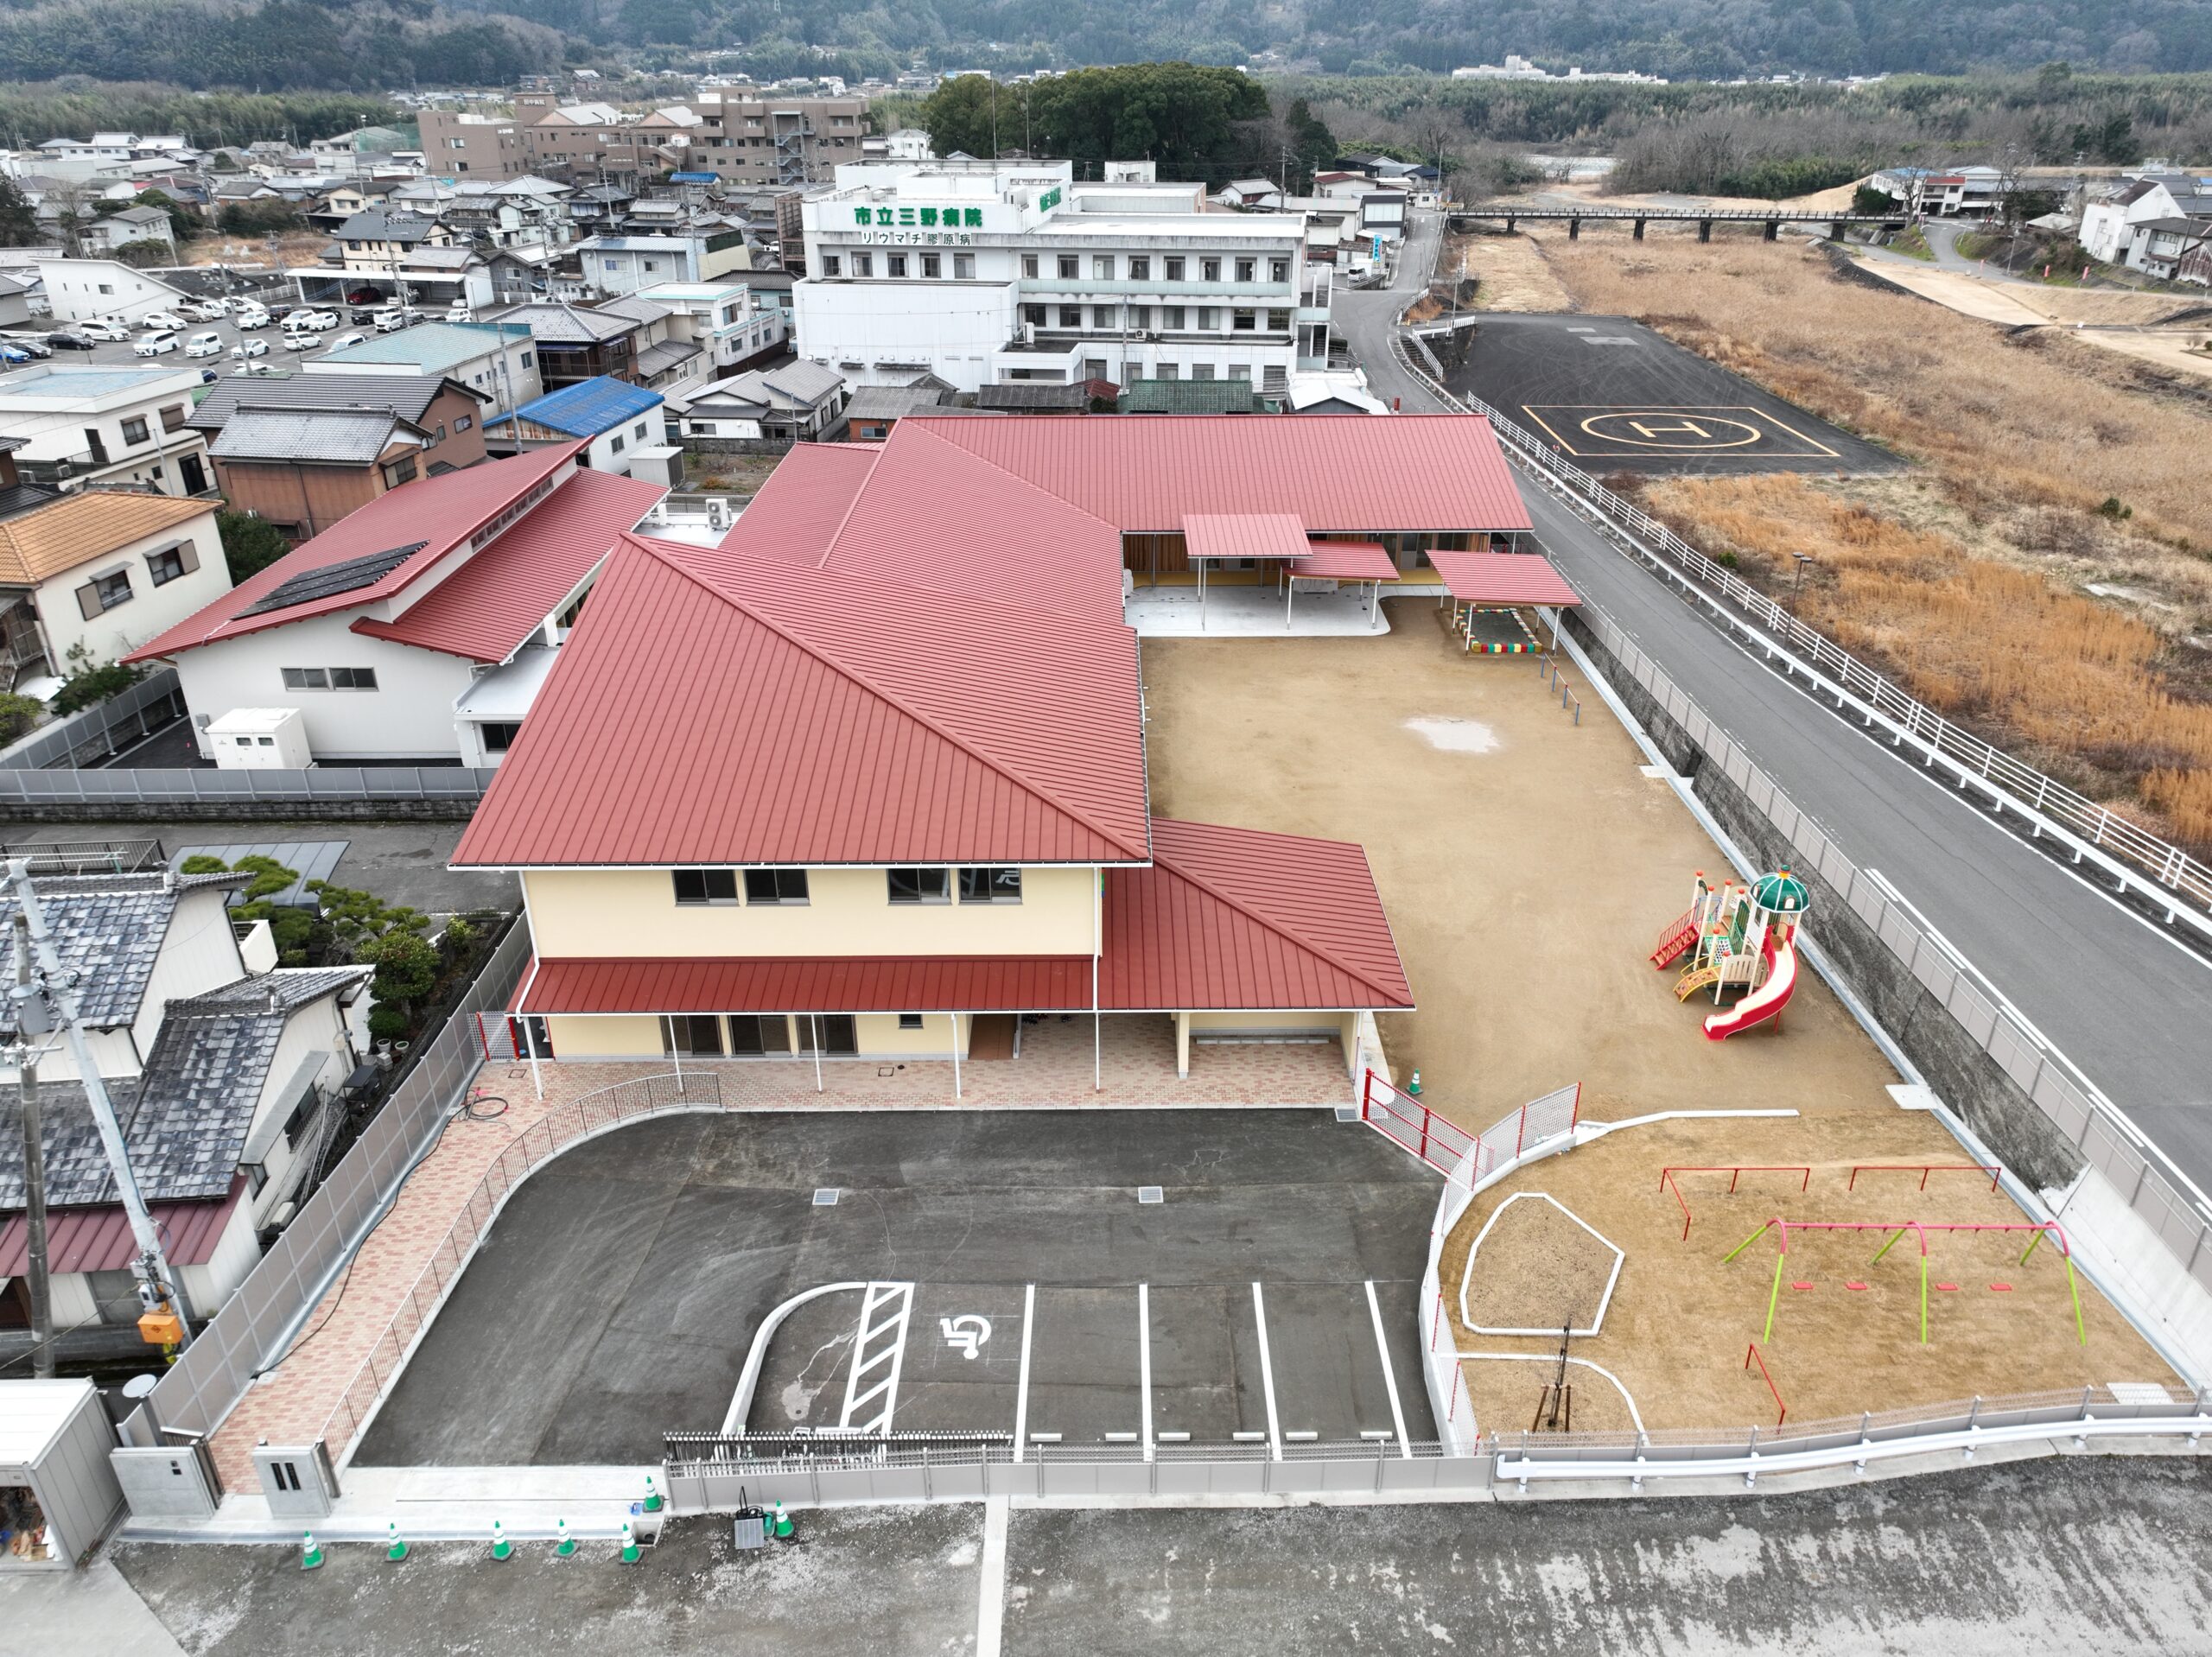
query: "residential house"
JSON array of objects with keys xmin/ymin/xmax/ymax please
[
  {"xmin": 127, "ymin": 443, "xmax": 667, "ymax": 764},
  {"xmin": 634, "ymin": 279, "xmax": 791, "ymax": 376},
  {"xmin": 305, "ymin": 322, "xmax": 541, "ymax": 419},
  {"xmin": 0, "ymin": 272, "xmax": 37, "ymax": 330},
  {"xmin": 844, "ymin": 375, "xmax": 950, "ymax": 440},
  {"xmin": 0, "ymin": 869, "xmax": 372, "ymax": 1355},
  {"xmin": 2082, "ymin": 178, "xmax": 2190, "ymax": 264},
  {"xmin": 570, "ymin": 235, "xmax": 709, "ymax": 297},
  {"xmin": 0, "ymin": 364, "xmax": 214, "ymax": 496},
  {"xmin": 679, "ymin": 360, "xmax": 848, "ymax": 446},
  {"xmin": 34, "ymin": 258, "xmax": 191, "ymax": 325},
  {"xmin": 482, "ymin": 301, "xmax": 639, "ymax": 390},
  {"xmin": 331, "ymin": 210, "xmax": 454, "ymax": 270},
  {"xmin": 194, "ymin": 371, "xmax": 493, "ymax": 533},
  {"xmin": 420, "ymin": 110, "xmax": 526, "ymax": 180},
  {"xmin": 486, "ymin": 377, "xmax": 672, "ymax": 483},
  {"xmin": 1217, "ymin": 179, "xmax": 1285, "ymax": 210},
  {"xmin": 0, "ymin": 484, "xmax": 228, "ymax": 681},
  {"xmin": 588, "ymin": 295, "xmax": 709, "ymax": 400},
  {"xmin": 450, "ymin": 416, "xmax": 1482, "ymax": 1088},
  {"xmin": 77, "ymin": 206, "xmax": 176, "ymax": 258}
]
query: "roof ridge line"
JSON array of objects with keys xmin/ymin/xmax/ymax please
[
  {"xmin": 651, "ymin": 536, "xmax": 1149, "ymax": 862},
  {"xmin": 871, "ymin": 423, "xmax": 1119, "ymax": 539},
  {"xmin": 1148, "ymin": 820, "xmax": 1405, "ymax": 1004}
]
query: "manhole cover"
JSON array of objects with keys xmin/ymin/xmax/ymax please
[
  {"xmin": 811, "ymin": 1188, "xmax": 840, "ymax": 1207},
  {"xmin": 1137, "ymin": 1186, "xmax": 1164, "ymax": 1204}
]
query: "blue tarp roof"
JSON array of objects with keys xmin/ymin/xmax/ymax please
[{"xmin": 488, "ymin": 374, "xmax": 664, "ymax": 438}]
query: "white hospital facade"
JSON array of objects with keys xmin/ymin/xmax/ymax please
[{"xmin": 792, "ymin": 161, "xmax": 1333, "ymax": 395}]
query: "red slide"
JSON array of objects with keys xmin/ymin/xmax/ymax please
[{"xmin": 1704, "ymin": 936, "xmax": 1796, "ymax": 1041}]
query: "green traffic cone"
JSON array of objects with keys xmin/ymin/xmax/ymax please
[
  {"xmin": 620, "ymin": 1519, "xmax": 641, "ymax": 1565},
  {"xmin": 643, "ymin": 1473, "xmax": 662, "ymax": 1514},
  {"xmin": 555, "ymin": 1518, "xmax": 575, "ymax": 1558},
  {"xmin": 300, "ymin": 1529, "xmax": 323, "ymax": 1571},
  {"xmin": 385, "ymin": 1521, "xmax": 407, "ymax": 1563},
  {"xmin": 772, "ymin": 1501, "xmax": 794, "ymax": 1541},
  {"xmin": 490, "ymin": 1519, "xmax": 512, "ymax": 1562},
  {"xmin": 1407, "ymin": 1070, "xmax": 1423, "ymax": 1096}
]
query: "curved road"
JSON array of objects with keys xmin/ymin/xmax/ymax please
[{"xmin": 1345, "ymin": 210, "xmax": 2212, "ymax": 1194}]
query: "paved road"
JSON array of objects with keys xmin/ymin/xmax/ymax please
[{"xmin": 1354, "ymin": 210, "xmax": 2212, "ymax": 1197}]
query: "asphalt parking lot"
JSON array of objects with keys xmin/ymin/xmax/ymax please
[
  {"xmin": 25, "ymin": 295, "xmax": 397, "ymax": 376},
  {"xmin": 1448, "ymin": 312, "xmax": 1900, "ymax": 474},
  {"xmin": 354, "ymin": 1108, "xmax": 1440, "ymax": 1467}
]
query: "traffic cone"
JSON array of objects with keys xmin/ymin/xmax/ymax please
[
  {"xmin": 620, "ymin": 1519, "xmax": 640, "ymax": 1565},
  {"xmin": 300, "ymin": 1529, "xmax": 323, "ymax": 1571},
  {"xmin": 385, "ymin": 1521, "xmax": 407, "ymax": 1563},
  {"xmin": 555, "ymin": 1517, "xmax": 575, "ymax": 1558},
  {"xmin": 1407, "ymin": 1070, "xmax": 1423, "ymax": 1096},
  {"xmin": 490, "ymin": 1519, "xmax": 512, "ymax": 1562},
  {"xmin": 643, "ymin": 1472, "xmax": 662, "ymax": 1514},
  {"xmin": 772, "ymin": 1501, "xmax": 794, "ymax": 1541}
]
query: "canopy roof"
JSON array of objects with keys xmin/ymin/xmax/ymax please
[
  {"xmin": 1291, "ymin": 541, "xmax": 1398, "ymax": 583},
  {"xmin": 1181, "ymin": 513, "xmax": 1313, "ymax": 562},
  {"xmin": 1426, "ymin": 549, "xmax": 1580, "ymax": 608}
]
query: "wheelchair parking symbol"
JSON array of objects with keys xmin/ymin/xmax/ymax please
[{"xmin": 941, "ymin": 1314, "xmax": 993, "ymax": 1359}]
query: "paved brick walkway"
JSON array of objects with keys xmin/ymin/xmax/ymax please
[{"xmin": 208, "ymin": 1017, "xmax": 1354, "ymax": 1494}]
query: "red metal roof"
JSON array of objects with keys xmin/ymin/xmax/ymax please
[
  {"xmin": 721, "ymin": 442, "xmax": 878, "ymax": 567},
  {"xmin": 1181, "ymin": 513, "xmax": 1313, "ymax": 562},
  {"xmin": 1426, "ymin": 549, "xmax": 1580, "ymax": 607},
  {"xmin": 0, "ymin": 1175, "xmax": 247, "ymax": 1276},
  {"xmin": 349, "ymin": 468, "xmax": 665, "ymax": 662},
  {"xmin": 1102, "ymin": 819, "xmax": 1414, "ymax": 1010},
  {"xmin": 517, "ymin": 954, "xmax": 1095, "ymax": 1014},
  {"xmin": 452, "ymin": 534, "xmax": 1151, "ymax": 868},
  {"xmin": 126, "ymin": 443, "xmax": 587, "ymax": 661},
  {"xmin": 1292, "ymin": 541, "xmax": 1398, "ymax": 582},
  {"xmin": 906, "ymin": 414, "xmax": 1531, "ymax": 534}
]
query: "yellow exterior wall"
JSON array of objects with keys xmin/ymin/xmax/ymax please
[
  {"xmin": 549, "ymin": 1013, "xmax": 663, "ymax": 1057},
  {"xmin": 523, "ymin": 867, "xmax": 1097, "ymax": 958},
  {"xmin": 545, "ymin": 1011, "xmax": 972, "ymax": 1060},
  {"xmin": 1185, "ymin": 1010, "xmax": 1344, "ymax": 1031}
]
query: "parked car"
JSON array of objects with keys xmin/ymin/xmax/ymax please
[
  {"xmin": 199, "ymin": 368, "xmax": 219, "ymax": 384},
  {"xmin": 347, "ymin": 304, "xmax": 385, "ymax": 325},
  {"xmin": 46, "ymin": 331, "xmax": 96, "ymax": 351},
  {"xmin": 233, "ymin": 308, "xmax": 270, "ymax": 329},
  {"xmin": 133, "ymin": 331, "xmax": 180, "ymax": 356},
  {"xmin": 445, "ymin": 305, "xmax": 474, "ymax": 323},
  {"xmin": 372, "ymin": 307, "xmax": 408, "ymax": 333},
  {"xmin": 232, "ymin": 361, "xmax": 281, "ymax": 377},
  {"xmin": 282, "ymin": 330, "xmax": 319, "ymax": 351},
  {"xmin": 300, "ymin": 309, "xmax": 339, "ymax": 330},
  {"xmin": 0, "ymin": 333, "xmax": 51, "ymax": 359},
  {"xmin": 231, "ymin": 338, "xmax": 269, "ymax": 359},
  {"xmin": 180, "ymin": 299, "xmax": 226, "ymax": 322},
  {"xmin": 324, "ymin": 332, "xmax": 367, "ymax": 352},
  {"xmin": 77, "ymin": 320, "xmax": 130, "ymax": 341},
  {"xmin": 184, "ymin": 330, "xmax": 225, "ymax": 359},
  {"xmin": 140, "ymin": 310, "xmax": 187, "ymax": 329},
  {"xmin": 0, "ymin": 343, "xmax": 29, "ymax": 365}
]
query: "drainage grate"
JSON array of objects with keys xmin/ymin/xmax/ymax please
[
  {"xmin": 1137, "ymin": 1185, "xmax": 1164, "ymax": 1204},
  {"xmin": 1334, "ymin": 1105, "xmax": 1361, "ymax": 1122},
  {"xmin": 812, "ymin": 1188, "xmax": 840, "ymax": 1207}
]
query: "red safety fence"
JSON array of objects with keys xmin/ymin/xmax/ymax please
[
  {"xmin": 1660, "ymin": 1166, "xmax": 1813, "ymax": 1241},
  {"xmin": 1361, "ymin": 1071, "xmax": 1581, "ymax": 1183},
  {"xmin": 1744, "ymin": 1342, "xmax": 1787, "ymax": 1425},
  {"xmin": 1847, "ymin": 1164, "xmax": 2001, "ymax": 1193}
]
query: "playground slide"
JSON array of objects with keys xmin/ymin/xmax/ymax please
[{"xmin": 1703, "ymin": 936, "xmax": 1797, "ymax": 1041}]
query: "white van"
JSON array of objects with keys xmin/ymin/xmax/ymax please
[
  {"xmin": 184, "ymin": 330, "xmax": 224, "ymax": 358},
  {"xmin": 133, "ymin": 330, "xmax": 179, "ymax": 357},
  {"xmin": 233, "ymin": 305, "xmax": 270, "ymax": 329}
]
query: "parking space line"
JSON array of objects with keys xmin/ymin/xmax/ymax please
[
  {"xmin": 1251, "ymin": 1282, "xmax": 1282, "ymax": 1460},
  {"xmin": 1012, "ymin": 1285, "xmax": 1035, "ymax": 1462},
  {"xmin": 976, "ymin": 1495, "xmax": 1008, "ymax": 1657},
  {"xmin": 1364, "ymin": 1279, "xmax": 1412, "ymax": 1459},
  {"xmin": 1138, "ymin": 1282, "xmax": 1154, "ymax": 1463}
]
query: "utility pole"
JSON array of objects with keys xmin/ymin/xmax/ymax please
[
  {"xmin": 5, "ymin": 860, "xmax": 193, "ymax": 1353},
  {"xmin": 14, "ymin": 911, "xmax": 51, "ymax": 1379}
]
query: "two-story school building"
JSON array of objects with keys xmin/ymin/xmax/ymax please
[{"xmin": 454, "ymin": 415, "xmax": 1533, "ymax": 1089}]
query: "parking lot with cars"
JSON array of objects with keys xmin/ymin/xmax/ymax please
[{"xmin": 7, "ymin": 289, "xmax": 452, "ymax": 381}]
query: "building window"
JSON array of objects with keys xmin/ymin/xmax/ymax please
[
  {"xmin": 1093, "ymin": 305, "xmax": 1118, "ymax": 330},
  {"xmin": 480, "ymin": 721, "xmax": 521, "ymax": 752},
  {"xmin": 1230, "ymin": 364, "xmax": 1251, "ymax": 380},
  {"xmin": 1271, "ymin": 257, "xmax": 1290, "ymax": 283},
  {"xmin": 887, "ymin": 253, "xmax": 907, "ymax": 277},
  {"xmin": 793, "ymin": 1014, "xmax": 857, "ymax": 1056},
  {"xmin": 608, "ymin": 434, "xmax": 626, "ymax": 454},
  {"xmin": 672, "ymin": 867, "xmax": 739, "ymax": 905},
  {"xmin": 1192, "ymin": 363, "xmax": 1215, "ymax": 380},
  {"xmin": 663, "ymin": 1014, "xmax": 724, "ymax": 1056},
  {"xmin": 887, "ymin": 867, "xmax": 950, "ymax": 905},
  {"xmin": 1201, "ymin": 257, "xmax": 1221, "ymax": 281},
  {"xmin": 922, "ymin": 252, "xmax": 941, "ymax": 278},
  {"xmin": 1021, "ymin": 253, "xmax": 1039, "ymax": 278},
  {"xmin": 1236, "ymin": 257, "xmax": 1255, "ymax": 282},
  {"xmin": 1157, "ymin": 362, "xmax": 1179, "ymax": 379},
  {"xmin": 1233, "ymin": 308, "xmax": 1256, "ymax": 331},
  {"xmin": 1162, "ymin": 306, "xmax": 1185, "ymax": 330},
  {"xmin": 727, "ymin": 1014, "xmax": 791, "ymax": 1054},
  {"xmin": 744, "ymin": 867, "xmax": 809, "ymax": 905},
  {"xmin": 1129, "ymin": 306, "xmax": 1150, "ymax": 330},
  {"xmin": 898, "ymin": 1012, "xmax": 925, "ymax": 1031},
  {"xmin": 383, "ymin": 456, "xmax": 417, "ymax": 487},
  {"xmin": 281, "ymin": 667, "xmax": 378, "ymax": 689},
  {"xmin": 521, "ymin": 352, "xmax": 534, "ymax": 368},
  {"xmin": 160, "ymin": 403, "xmax": 188, "ymax": 432},
  {"xmin": 634, "ymin": 422, "xmax": 648, "ymax": 439},
  {"xmin": 953, "ymin": 253, "xmax": 974, "ymax": 279},
  {"xmin": 83, "ymin": 568, "xmax": 132, "ymax": 613},
  {"xmin": 146, "ymin": 544, "xmax": 192, "ymax": 586},
  {"xmin": 1164, "ymin": 256, "xmax": 1185, "ymax": 280},
  {"xmin": 1268, "ymin": 309, "xmax": 1291, "ymax": 330},
  {"xmin": 1022, "ymin": 303, "xmax": 1046, "ymax": 325},
  {"xmin": 854, "ymin": 251, "xmax": 873, "ymax": 276},
  {"xmin": 823, "ymin": 253, "xmax": 842, "ymax": 276},
  {"xmin": 1198, "ymin": 307, "xmax": 1219, "ymax": 330},
  {"xmin": 1128, "ymin": 256, "xmax": 1151, "ymax": 280},
  {"xmin": 119, "ymin": 416, "xmax": 149, "ymax": 445},
  {"xmin": 1053, "ymin": 255, "xmax": 1075, "ymax": 279},
  {"xmin": 1058, "ymin": 306, "xmax": 1081, "ymax": 327},
  {"xmin": 959, "ymin": 867, "xmax": 1022, "ymax": 904},
  {"xmin": 456, "ymin": 415, "xmax": 473, "ymax": 431},
  {"xmin": 1092, "ymin": 255, "xmax": 1115, "ymax": 280}
]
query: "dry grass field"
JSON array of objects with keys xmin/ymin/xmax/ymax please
[{"xmin": 1531, "ymin": 232, "xmax": 2212, "ymax": 849}]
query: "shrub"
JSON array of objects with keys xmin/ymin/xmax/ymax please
[
  {"xmin": 178, "ymin": 854, "xmax": 231, "ymax": 874},
  {"xmin": 50, "ymin": 660, "xmax": 139, "ymax": 716},
  {"xmin": 366, "ymin": 1004, "xmax": 410, "ymax": 1044},
  {"xmin": 361, "ymin": 929, "xmax": 438, "ymax": 1008},
  {"xmin": 0, "ymin": 690, "xmax": 41, "ymax": 746}
]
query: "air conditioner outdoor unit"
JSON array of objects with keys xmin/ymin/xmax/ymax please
[{"xmin": 1019, "ymin": 321, "xmax": 1035, "ymax": 345}]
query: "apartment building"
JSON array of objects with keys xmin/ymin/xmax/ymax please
[
  {"xmin": 420, "ymin": 109, "xmax": 527, "ymax": 180},
  {"xmin": 0, "ymin": 365, "xmax": 213, "ymax": 497},
  {"xmin": 513, "ymin": 96, "xmax": 671, "ymax": 182},
  {"xmin": 794, "ymin": 159, "xmax": 1330, "ymax": 395},
  {"xmin": 683, "ymin": 92, "xmax": 866, "ymax": 187}
]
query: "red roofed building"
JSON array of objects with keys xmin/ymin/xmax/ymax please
[
  {"xmin": 454, "ymin": 414, "xmax": 1530, "ymax": 1088},
  {"xmin": 127, "ymin": 444, "xmax": 667, "ymax": 764}
]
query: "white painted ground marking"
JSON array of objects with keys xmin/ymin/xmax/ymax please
[
  {"xmin": 976, "ymin": 1496, "xmax": 1009, "ymax": 1657},
  {"xmin": 1251, "ymin": 1282, "xmax": 1283, "ymax": 1461},
  {"xmin": 941, "ymin": 1314, "xmax": 993, "ymax": 1359},
  {"xmin": 1364, "ymin": 1279, "xmax": 1413, "ymax": 1459},
  {"xmin": 837, "ymin": 1280, "xmax": 914, "ymax": 1432},
  {"xmin": 1011, "ymin": 1285, "xmax": 1035, "ymax": 1463},
  {"xmin": 1405, "ymin": 715, "xmax": 1500, "ymax": 754},
  {"xmin": 1138, "ymin": 1282, "xmax": 1154, "ymax": 1463}
]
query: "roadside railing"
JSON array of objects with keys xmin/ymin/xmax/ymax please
[
  {"xmin": 0, "ymin": 765, "xmax": 497, "ymax": 806},
  {"xmin": 318, "ymin": 1069, "xmax": 725, "ymax": 1464},
  {"xmin": 1456, "ymin": 383, "xmax": 2212, "ymax": 935}
]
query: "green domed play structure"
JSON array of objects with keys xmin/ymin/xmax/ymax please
[{"xmin": 1648, "ymin": 868, "xmax": 1808, "ymax": 1040}]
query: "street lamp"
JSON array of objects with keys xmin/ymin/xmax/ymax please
[{"xmin": 1790, "ymin": 550, "xmax": 1814, "ymax": 612}]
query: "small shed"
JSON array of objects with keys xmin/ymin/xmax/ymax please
[{"xmin": 0, "ymin": 1380, "xmax": 124, "ymax": 1567}]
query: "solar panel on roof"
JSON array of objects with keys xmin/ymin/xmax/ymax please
[{"xmin": 239, "ymin": 543, "xmax": 429, "ymax": 617}]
